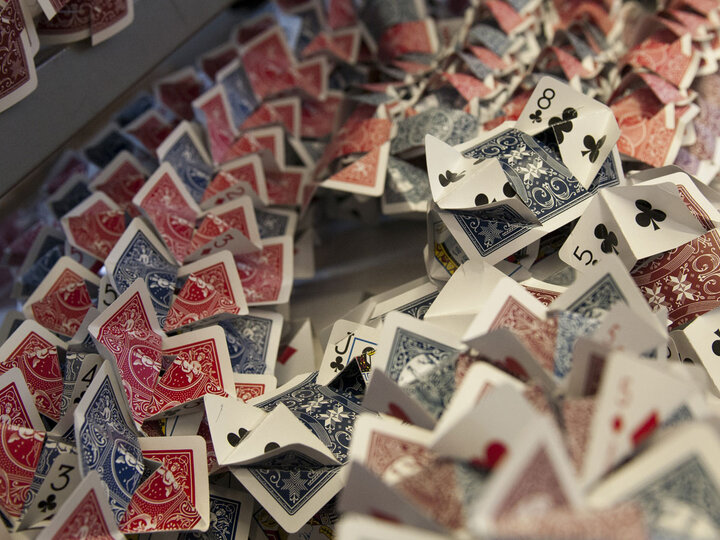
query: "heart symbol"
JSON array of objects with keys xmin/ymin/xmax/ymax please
[
  {"xmin": 387, "ymin": 403, "xmax": 411, "ymax": 424},
  {"xmin": 226, "ymin": 427, "xmax": 249, "ymax": 447},
  {"xmin": 631, "ymin": 411, "xmax": 658, "ymax": 447},
  {"xmin": 470, "ymin": 440, "xmax": 507, "ymax": 469}
]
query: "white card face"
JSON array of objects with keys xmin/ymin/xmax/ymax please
[
  {"xmin": 515, "ymin": 76, "xmax": 619, "ymax": 187},
  {"xmin": 682, "ymin": 306, "xmax": 720, "ymax": 393},
  {"xmin": 97, "ymin": 275, "xmax": 119, "ymax": 312},
  {"xmin": 361, "ymin": 369, "xmax": 437, "ymax": 430},
  {"xmin": 601, "ymin": 183, "xmax": 706, "ymax": 260},
  {"xmin": 226, "ymin": 403, "xmax": 339, "ymax": 466},
  {"xmin": 589, "ymin": 302, "xmax": 667, "ymax": 355},
  {"xmin": 558, "ymin": 195, "xmax": 635, "ymax": 271},
  {"xmin": 432, "ymin": 362, "xmax": 525, "ymax": 443},
  {"xmin": 430, "ymin": 384, "xmax": 540, "ymax": 465},
  {"xmin": 318, "ymin": 320, "xmax": 379, "ymax": 385},
  {"xmin": 581, "ymin": 351, "xmax": 697, "ymax": 488},
  {"xmin": 203, "ymin": 394, "xmax": 267, "ymax": 466},
  {"xmin": 274, "ymin": 319, "xmax": 315, "ymax": 386},
  {"xmin": 336, "ymin": 514, "xmax": 448, "ymax": 540}
]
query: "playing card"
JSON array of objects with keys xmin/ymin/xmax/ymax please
[
  {"xmin": 392, "ymin": 108, "xmax": 479, "ymax": 157},
  {"xmin": 240, "ymin": 26, "xmax": 301, "ymax": 101},
  {"xmin": 581, "ymin": 351, "xmax": 698, "ymax": 488},
  {"xmin": 60, "ymin": 349, "xmax": 102, "ymax": 421},
  {"xmin": 119, "ymin": 435, "xmax": 210, "ymax": 534},
  {"xmin": 0, "ymin": 320, "xmax": 64, "ymax": 422},
  {"xmin": 73, "ymin": 361, "xmax": 144, "ymax": 521},
  {"xmin": 149, "ymin": 325, "xmax": 235, "ymax": 418},
  {"xmin": 588, "ymin": 421, "xmax": 720, "ymax": 539},
  {"xmin": 132, "ymin": 161, "xmax": 201, "ymax": 264},
  {"xmin": 187, "ymin": 196, "xmax": 262, "ymax": 262},
  {"xmin": 219, "ymin": 310, "xmax": 283, "ymax": 375},
  {"xmin": 154, "ymin": 67, "xmax": 206, "ymax": 121},
  {"xmin": 430, "ymin": 384, "xmax": 542, "ymax": 467},
  {"xmin": 60, "ymin": 192, "xmax": 125, "ymax": 260},
  {"xmin": 88, "ymin": 279, "xmax": 165, "ymax": 425},
  {"xmin": 123, "ymin": 108, "xmax": 176, "ymax": 154},
  {"xmin": 234, "ymin": 237, "xmax": 294, "ymax": 305},
  {"xmin": 367, "ymin": 277, "xmax": 439, "ymax": 324},
  {"xmin": 21, "ymin": 256, "xmax": 99, "ymax": 338},
  {"xmin": 0, "ymin": 0, "xmax": 37, "ymax": 115},
  {"xmin": 35, "ymin": 471, "xmax": 123, "ymax": 540},
  {"xmin": 164, "ymin": 250, "xmax": 249, "ymax": 332},
  {"xmin": 275, "ymin": 318, "xmax": 315, "ymax": 386},
  {"xmin": 203, "ymin": 394, "xmax": 266, "ymax": 466},
  {"xmin": 382, "ymin": 156, "xmax": 432, "ymax": 215},
  {"xmin": 468, "ymin": 415, "xmax": 582, "ymax": 534},
  {"xmin": 632, "ymin": 228, "xmax": 720, "ymax": 329},
  {"xmin": 678, "ymin": 306, "xmax": 720, "ymax": 393},
  {"xmin": 361, "ymin": 368, "xmax": 436, "ymax": 429},
  {"xmin": 515, "ymin": 76, "xmax": 620, "ymax": 187},
  {"xmin": 192, "ymin": 84, "xmax": 238, "ymax": 165},
  {"xmin": 216, "ymin": 59, "xmax": 258, "ymax": 129},
  {"xmin": 199, "ymin": 41, "xmax": 240, "ymax": 81},
  {"xmin": 13, "ymin": 226, "xmax": 65, "ymax": 300},
  {"xmin": 230, "ymin": 371, "xmax": 364, "ymax": 532},
  {"xmin": 83, "ymin": 123, "xmax": 155, "ymax": 171},
  {"xmin": 156, "ymin": 120, "xmax": 214, "ymax": 203},
  {"xmin": 550, "ymin": 254, "xmax": 663, "ymax": 328},
  {"xmin": 373, "ymin": 312, "xmax": 465, "ymax": 387},
  {"xmin": 202, "ymin": 154, "xmax": 270, "ymax": 209},
  {"xmin": 319, "ymin": 141, "xmax": 391, "ymax": 198},
  {"xmin": 255, "ymin": 207, "xmax": 298, "ymax": 239},
  {"xmin": 47, "ymin": 174, "xmax": 91, "ymax": 220},
  {"xmin": 318, "ymin": 320, "xmax": 379, "ymax": 385},
  {"xmin": 559, "ymin": 183, "xmax": 707, "ymax": 271},
  {"xmin": 88, "ymin": 150, "xmax": 147, "ymax": 216},
  {"xmin": 179, "ymin": 485, "xmax": 253, "ymax": 540},
  {"xmin": 234, "ymin": 373, "xmax": 277, "ymax": 402},
  {"xmin": 89, "ymin": 0, "xmax": 133, "ymax": 45},
  {"xmin": 19, "ymin": 438, "xmax": 80, "ymax": 530},
  {"xmin": 104, "ymin": 217, "xmax": 178, "ymax": 328},
  {"xmin": 0, "ymin": 367, "xmax": 43, "ymax": 430},
  {"xmin": 336, "ymin": 513, "xmax": 448, "ymax": 540},
  {"xmin": 97, "ymin": 275, "xmax": 118, "ymax": 312},
  {"xmin": 423, "ymin": 260, "xmax": 508, "ymax": 335}
]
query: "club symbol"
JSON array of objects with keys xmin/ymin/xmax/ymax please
[
  {"xmin": 594, "ymin": 224, "xmax": 619, "ymax": 254},
  {"xmin": 330, "ymin": 356, "xmax": 345, "ymax": 372},
  {"xmin": 439, "ymin": 170, "xmax": 465, "ymax": 187},
  {"xmin": 227, "ymin": 428, "xmax": 249, "ymax": 447},
  {"xmin": 39, "ymin": 494, "xmax": 57, "ymax": 513},
  {"xmin": 529, "ymin": 110, "xmax": 542, "ymax": 123},
  {"xmin": 475, "ymin": 193, "xmax": 490, "ymax": 206},
  {"xmin": 712, "ymin": 329, "xmax": 720, "ymax": 356},
  {"xmin": 635, "ymin": 199, "xmax": 666, "ymax": 230},
  {"xmin": 581, "ymin": 134, "xmax": 606, "ymax": 163},
  {"xmin": 548, "ymin": 107, "xmax": 577, "ymax": 143}
]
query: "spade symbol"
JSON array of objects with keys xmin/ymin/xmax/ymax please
[
  {"xmin": 635, "ymin": 199, "xmax": 666, "ymax": 230},
  {"xmin": 264, "ymin": 442, "xmax": 280, "ymax": 452},
  {"xmin": 503, "ymin": 182, "xmax": 516, "ymax": 197},
  {"xmin": 227, "ymin": 427, "xmax": 249, "ymax": 447},
  {"xmin": 594, "ymin": 223, "xmax": 619, "ymax": 254},
  {"xmin": 438, "ymin": 170, "xmax": 465, "ymax": 187},
  {"xmin": 581, "ymin": 134, "xmax": 606, "ymax": 163},
  {"xmin": 548, "ymin": 107, "xmax": 577, "ymax": 143},
  {"xmin": 712, "ymin": 329, "xmax": 720, "ymax": 357}
]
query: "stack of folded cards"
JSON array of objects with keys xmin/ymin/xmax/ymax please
[{"xmin": 4, "ymin": 0, "xmax": 720, "ymax": 538}]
